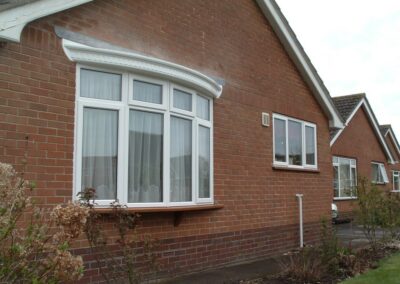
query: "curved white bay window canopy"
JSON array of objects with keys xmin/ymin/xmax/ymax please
[{"xmin": 62, "ymin": 39, "xmax": 223, "ymax": 99}]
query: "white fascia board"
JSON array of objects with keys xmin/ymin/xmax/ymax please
[
  {"xmin": 62, "ymin": 39, "xmax": 223, "ymax": 99},
  {"xmin": 330, "ymin": 98, "xmax": 395, "ymax": 164},
  {"xmin": 256, "ymin": 0, "xmax": 344, "ymax": 129},
  {"xmin": 330, "ymin": 99, "xmax": 364, "ymax": 146},
  {"xmin": 362, "ymin": 100, "xmax": 395, "ymax": 164},
  {"xmin": 0, "ymin": 0, "xmax": 93, "ymax": 42},
  {"xmin": 387, "ymin": 128, "xmax": 400, "ymax": 158}
]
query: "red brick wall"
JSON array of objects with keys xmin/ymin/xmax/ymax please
[
  {"xmin": 0, "ymin": 0, "xmax": 333, "ymax": 281},
  {"xmin": 331, "ymin": 107, "xmax": 392, "ymax": 216},
  {"xmin": 385, "ymin": 134, "xmax": 400, "ymax": 163}
]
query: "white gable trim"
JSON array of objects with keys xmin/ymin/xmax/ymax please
[
  {"xmin": 330, "ymin": 99, "xmax": 364, "ymax": 146},
  {"xmin": 0, "ymin": 0, "xmax": 92, "ymax": 42},
  {"xmin": 256, "ymin": 0, "xmax": 344, "ymax": 129},
  {"xmin": 330, "ymin": 98, "xmax": 395, "ymax": 164},
  {"xmin": 62, "ymin": 39, "xmax": 223, "ymax": 99},
  {"xmin": 386, "ymin": 128, "xmax": 400, "ymax": 159}
]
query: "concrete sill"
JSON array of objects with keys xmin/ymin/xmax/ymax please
[
  {"xmin": 94, "ymin": 204, "xmax": 224, "ymax": 226},
  {"xmin": 272, "ymin": 165, "xmax": 319, "ymax": 173}
]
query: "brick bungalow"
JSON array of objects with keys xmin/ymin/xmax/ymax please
[
  {"xmin": 380, "ymin": 124, "xmax": 400, "ymax": 191},
  {"xmin": 0, "ymin": 0, "xmax": 344, "ymax": 281},
  {"xmin": 330, "ymin": 94, "xmax": 396, "ymax": 219}
]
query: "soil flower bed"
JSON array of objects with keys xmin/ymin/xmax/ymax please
[{"xmin": 238, "ymin": 241, "xmax": 400, "ymax": 284}]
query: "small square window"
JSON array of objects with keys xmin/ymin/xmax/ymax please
[
  {"xmin": 133, "ymin": 80, "xmax": 163, "ymax": 104},
  {"xmin": 173, "ymin": 89, "xmax": 192, "ymax": 112},
  {"xmin": 371, "ymin": 162, "xmax": 389, "ymax": 184},
  {"xmin": 80, "ymin": 69, "xmax": 121, "ymax": 101},
  {"xmin": 197, "ymin": 96, "xmax": 210, "ymax": 120}
]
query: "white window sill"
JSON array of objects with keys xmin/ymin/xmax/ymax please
[
  {"xmin": 93, "ymin": 203, "xmax": 224, "ymax": 214},
  {"xmin": 333, "ymin": 197, "xmax": 357, "ymax": 201},
  {"xmin": 273, "ymin": 164, "xmax": 319, "ymax": 173},
  {"xmin": 391, "ymin": 190, "xmax": 400, "ymax": 193}
]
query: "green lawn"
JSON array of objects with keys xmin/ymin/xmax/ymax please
[{"xmin": 341, "ymin": 253, "xmax": 400, "ymax": 284}]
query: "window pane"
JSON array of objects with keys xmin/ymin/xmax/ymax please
[
  {"xmin": 199, "ymin": 126, "xmax": 210, "ymax": 198},
  {"xmin": 333, "ymin": 156, "xmax": 339, "ymax": 164},
  {"xmin": 81, "ymin": 69, "xmax": 121, "ymax": 101},
  {"xmin": 197, "ymin": 96, "xmax": 210, "ymax": 120},
  {"xmin": 334, "ymin": 165, "xmax": 339, "ymax": 197},
  {"xmin": 351, "ymin": 167, "xmax": 357, "ymax": 197},
  {"xmin": 133, "ymin": 80, "xmax": 162, "ymax": 104},
  {"xmin": 380, "ymin": 164, "xmax": 389, "ymax": 183},
  {"xmin": 305, "ymin": 126, "xmax": 315, "ymax": 165},
  {"xmin": 288, "ymin": 120, "xmax": 302, "ymax": 166},
  {"xmin": 128, "ymin": 110, "xmax": 163, "ymax": 203},
  {"xmin": 274, "ymin": 118, "xmax": 286, "ymax": 162},
  {"xmin": 394, "ymin": 173, "xmax": 400, "ymax": 191},
  {"xmin": 339, "ymin": 159, "xmax": 351, "ymax": 197},
  {"xmin": 372, "ymin": 164, "xmax": 381, "ymax": 182},
  {"xmin": 170, "ymin": 117, "xmax": 192, "ymax": 202},
  {"xmin": 81, "ymin": 108, "xmax": 118, "ymax": 200},
  {"xmin": 173, "ymin": 89, "xmax": 192, "ymax": 111}
]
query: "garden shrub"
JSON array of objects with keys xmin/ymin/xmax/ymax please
[
  {"xmin": 0, "ymin": 162, "xmax": 88, "ymax": 283},
  {"xmin": 79, "ymin": 188, "xmax": 159, "ymax": 284},
  {"xmin": 355, "ymin": 177, "xmax": 400, "ymax": 249}
]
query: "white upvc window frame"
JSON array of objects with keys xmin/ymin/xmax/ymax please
[
  {"xmin": 74, "ymin": 64, "xmax": 214, "ymax": 207},
  {"xmin": 333, "ymin": 156, "xmax": 357, "ymax": 200},
  {"xmin": 371, "ymin": 162, "xmax": 389, "ymax": 184},
  {"xmin": 272, "ymin": 113, "xmax": 318, "ymax": 169},
  {"xmin": 393, "ymin": 171, "xmax": 400, "ymax": 192},
  {"xmin": 129, "ymin": 74, "xmax": 168, "ymax": 110}
]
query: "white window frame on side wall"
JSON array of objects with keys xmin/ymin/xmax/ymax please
[
  {"xmin": 392, "ymin": 171, "xmax": 400, "ymax": 192},
  {"xmin": 371, "ymin": 162, "xmax": 389, "ymax": 184},
  {"xmin": 272, "ymin": 113, "xmax": 318, "ymax": 169},
  {"xmin": 333, "ymin": 156, "xmax": 357, "ymax": 200}
]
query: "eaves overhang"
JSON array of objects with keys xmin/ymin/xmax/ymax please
[
  {"xmin": 255, "ymin": 0, "xmax": 344, "ymax": 129},
  {"xmin": 0, "ymin": 0, "xmax": 92, "ymax": 42}
]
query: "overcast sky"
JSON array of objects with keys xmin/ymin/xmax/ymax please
[{"xmin": 276, "ymin": 0, "xmax": 400, "ymax": 136}]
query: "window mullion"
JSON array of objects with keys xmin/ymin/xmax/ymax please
[
  {"xmin": 338, "ymin": 161, "xmax": 341, "ymax": 198},
  {"xmin": 164, "ymin": 85, "xmax": 171, "ymax": 206},
  {"xmin": 193, "ymin": 119, "xmax": 198, "ymax": 203},
  {"xmin": 302, "ymin": 123, "xmax": 305, "ymax": 167},
  {"xmin": 74, "ymin": 101, "xmax": 84, "ymax": 201},
  {"xmin": 285, "ymin": 118, "xmax": 289, "ymax": 165}
]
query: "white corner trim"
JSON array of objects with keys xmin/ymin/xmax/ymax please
[
  {"xmin": 62, "ymin": 39, "xmax": 223, "ymax": 99},
  {"xmin": 0, "ymin": 0, "xmax": 93, "ymax": 42},
  {"xmin": 256, "ymin": 0, "xmax": 343, "ymax": 129}
]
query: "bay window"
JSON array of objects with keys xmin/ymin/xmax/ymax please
[
  {"xmin": 75, "ymin": 67, "xmax": 213, "ymax": 207},
  {"xmin": 371, "ymin": 162, "xmax": 389, "ymax": 184},
  {"xmin": 333, "ymin": 157, "xmax": 357, "ymax": 199},
  {"xmin": 273, "ymin": 114, "xmax": 317, "ymax": 168}
]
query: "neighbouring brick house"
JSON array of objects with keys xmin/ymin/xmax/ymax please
[
  {"xmin": 380, "ymin": 124, "xmax": 400, "ymax": 191},
  {"xmin": 330, "ymin": 94, "xmax": 397, "ymax": 219},
  {"xmin": 0, "ymin": 0, "xmax": 345, "ymax": 282}
]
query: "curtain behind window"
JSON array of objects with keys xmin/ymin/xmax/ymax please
[
  {"xmin": 170, "ymin": 117, "xmax": 192, "ymax": 202},
  {"xmin": 128, "ymin": 110, "xmax": 163, "ymax": 203},
  {"xmin": 82, "ymin": 108, "xmax": 118, "ymax": 200}
]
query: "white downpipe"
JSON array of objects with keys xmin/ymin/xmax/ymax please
[{"xmin": 296, "ymin": 194, "xmax": 304, "ymax": 248}]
